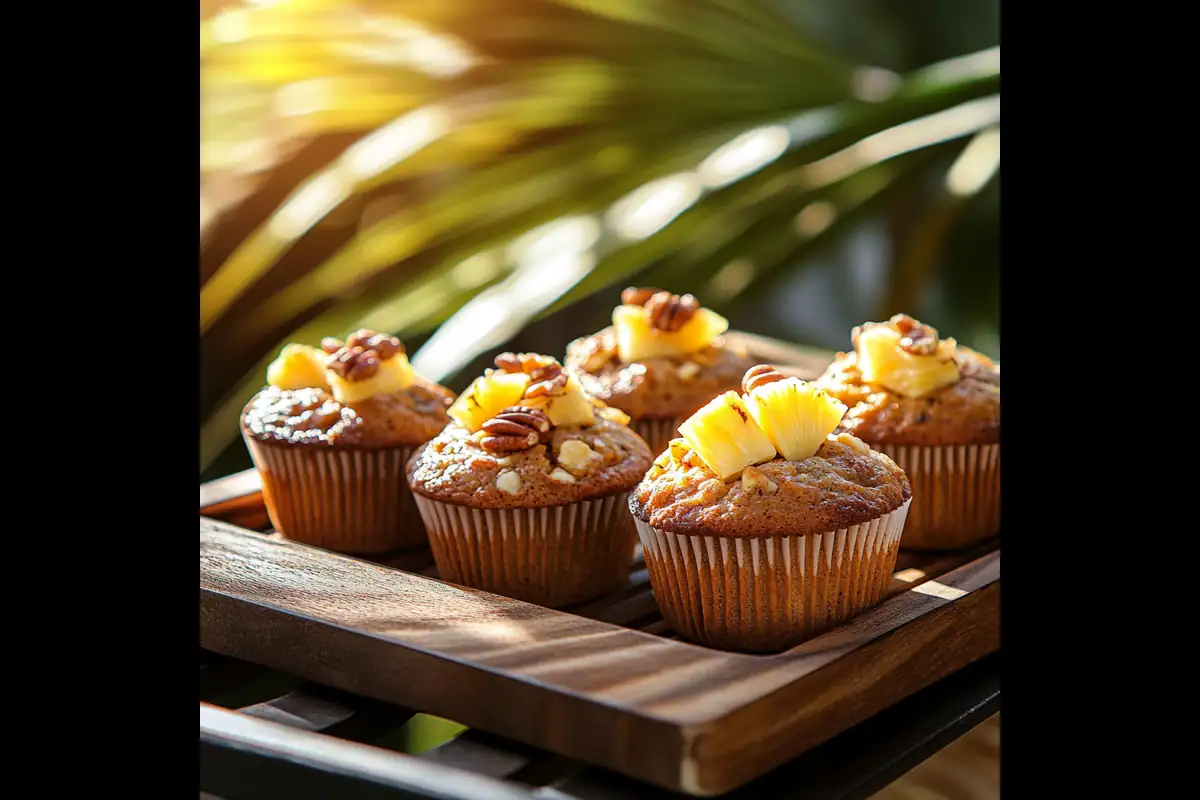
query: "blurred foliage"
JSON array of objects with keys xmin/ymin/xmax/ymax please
[{"xmin": 200, "ymin": 0, "xmax": 999, "ymax": 480}]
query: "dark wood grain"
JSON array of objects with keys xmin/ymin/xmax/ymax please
[{"xmin": 200, "ymin": 516, "xmax": 1000, "ymax": 795}]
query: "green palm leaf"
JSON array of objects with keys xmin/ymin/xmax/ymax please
[{"xmin": 199, "ymin": 0, "xmax": 999, "ymax": 475}]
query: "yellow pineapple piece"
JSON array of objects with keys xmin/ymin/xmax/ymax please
[
  {"xmin": 745, "ymin": 378, "xmax": 847, "ymax": 462},
  {"xmin": 266, "ymin": 344, "xmax": 330, "ymax": 391},
  {"xmin": 523, "ymin": 377, "xmax": 596, "ymax": 427},
  {"xmin": 677, "ymin": 391, "xmax": 776, "ymax": 479},
  {"xmin": 328, "ymin": 353, "xmax": 416, "ymax": 405},
  {"xmin": 612, "ymin": 304, "xmax": 729, "ymax": 361},
  {"xmin": 447, "ymin": 371, "xmax": 531, "ymax": 431},
  {"xmin": 856, "ymin": 325, "xmax": 960, "ymax": 398}
]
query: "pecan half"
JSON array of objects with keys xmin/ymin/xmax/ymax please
[
  {"xmin": 646, "ymin": 291, "xmax": 700, "ymax": 332},
  {"xmin": 320, "ymin": 337, "xmax": 344, "ymax": 354},
  {"xmin": 621, "ymin": 286, "xmax": 665, "ymax": 307},
  {"xmin": 326, "ymin": 346, "xmax": 380, "ymax": 381},
  {"xmin": 480, "ymin": 406, "xmax": 551, "ymax": 454},
  {"xmin": 742, "ymin": 364, "xmax": 786, "ymax": 393},
  {"xmin": 346, "ymin": 329, "xmax": 405, "ymax": 361}
]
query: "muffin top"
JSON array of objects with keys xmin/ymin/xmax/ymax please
[
  {"xmin": 814, "ymin": 314, "xmax": 1000, "ymax": 446},
  {"xmin": 631, "ymin": 435, "xmax": 910, "ymax": 538},
  {"xmin": 564, "ymin": 287, "xmax": 757, "ymax": 420},
  {"xmin": 407, "ymin": 352, "xmax": 653, "ymax": 509},
  {"xmin": 630, "ymin": 364, "xmax": 910, "ymax": 537},
  {"xmin": 241, "ymin": 330, "xmax": 454, "ymax": 449}
]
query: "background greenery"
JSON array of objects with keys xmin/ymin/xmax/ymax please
[{"xmin": 200, "ymin": 0, "xmax": 1000, "ymax": 482}]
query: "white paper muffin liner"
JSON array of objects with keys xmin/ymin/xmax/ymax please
[
  {"xmin": 412, "ymin": 491, "xmax": 638, "ymax": 608},
  {"xmin": 244, "ymin": 436, "xmax": 424, "ymax": 554},
  {"xmin": 873, "ymin": 443, "xmax": 1000, "ymax": 551},
  {"xmin": 634, "ymin": 499, "xmax": 910, "ymax": 652},
  {"xmin": 631, "ymin": 417, "xmax": 687, "ymax": 458}
]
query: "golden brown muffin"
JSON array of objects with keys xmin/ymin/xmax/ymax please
[
  {"xmin": 240, "ymin": 331, "xmax": 454, "ymax": 554},
  {"xmin": 629, "ymin": 366, "xmax": 912, "ymax": 652},
  {"xmin": 814, "ymin": 315, "xmax": 1000, "ymax": 550},
  {"xmin": 408, "ymin": 351, "xmax": 653, "ymax": 607},
  {"xmin": 564, "ymin": 287, "xmax": 756, "ymax": 456}
]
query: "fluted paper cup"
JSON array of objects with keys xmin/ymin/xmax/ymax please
[
  {"xmin": 412, "ymin": 491, "xmax": 638, "ymax": 608},
  {"xmin": 873, "ymin": 443, "xmax": 999, "ymax": 551},
  {"xmin": 631, "ymin": 417, "xmax": 687, "ymax": 458},
  {"xmin": 243, "ymin": 436, "xmax": 425, "ymax": 554},
  {"xmin": 634, "ymin": 499, "xmax": 910, "ymax": 652}
]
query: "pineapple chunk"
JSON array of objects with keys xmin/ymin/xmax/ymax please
[
  {"xmin": 613, "ymin": 304, "xmax": 729, "ymax": 361},
  {"xmin": 328, "ymin": 353, "xmax": 416, "ymax": 405},
  {"xmin": 857, "ymin": 325, "xmax": 960, "ymax": 398},
  {"xmin": 523, "ymin": 377, "xmax": 596, "ymax": 427},
  {"xmin": 745, "ymin": 378, "xmax": 847, "ymax": 462},
  {"xmin": 266, "ymin": 344, "xmax": 330, "ymax": 391},
  {"xmin": 447, "ymin": 371, "xmax": 530, "ymax": 432},
  {"xmin": 678, "ymin": 391, "xmax": 776, "ymax": 479}
]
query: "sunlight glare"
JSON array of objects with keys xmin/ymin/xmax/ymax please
[
  {"xmin": 708, "ymin": 258, "xmax": 757, "ymax": 301},
  {"xmin": 342, "ymin": 106, "xmax": 451, "ymax": 179},
  {"xmin": 606, "ymin": 173, "xmax": 703, "ymax": 241},
  {"xmin": 945, "ymin": 127, "xmax": 1000, "ymax": 197},
  {"xmin": 267, "ymin": 171, "xmax": 349, "ymax": 240},
  {"xmin": 794, "ymin": 201, "xmax": 836, "ymax": 237},
  {"xmin": 698, "ymin": 125, "xmax": 790, "ymax": 189},
  {"xmin": 800, "ymin": 96, "xmax": 1001, "ymax": 188}
]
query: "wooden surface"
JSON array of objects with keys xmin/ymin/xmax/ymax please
[{"xmin": 200, "ymin": 512, "xmax": 998, "ymax": 795}]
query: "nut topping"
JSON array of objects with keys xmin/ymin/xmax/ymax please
[
  {"xmin": 479, "ymin": 406, "xmax": 551, "ymax": 454},
  {"xmin": 494, "ymin": 352, "xmax": 569, "ymax": 398},
  {"xmin": 321, "ymin": 329, "xmax": 405, "ymax": 361},
  {"xmin": 346, "ymin": 329, "xmax": 405, "ymax": 361},
  {"xmin": 326, "ymin": 346, "xmax": 380, "ymax": 382},
  {"xmin": 621, "ymin": 286, "xmax": 665, "ymax": 307},
  {"xmin": 889, "ymin": 315, "xmax": 940, "ymax": 356},
  {"xmin": 742, "ymin": 364, "xmax": 786, "ymax": 394},
  {"xmin": 645, "ymin": 291, "xmax": 700, "ymax": 332}
]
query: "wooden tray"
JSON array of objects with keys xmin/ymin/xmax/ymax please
[{"xmin": 199, "ymin": 337, "xmax": 1000, "ymax": 796}]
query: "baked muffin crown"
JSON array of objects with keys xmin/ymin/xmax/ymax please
[
  {"xmin": 408, "ymin": 351, "xmax": 652, "ymax": 509},
  {"xmin": 815, "ymin": 315, "xmax": 999, "ymax": 446},
  {"xmin": 242, "ymin": 334, "xmax": 453, "ymax": 448},
  {"xmin": 629, "ymin": 364, "xmax": 908, "ymax": 536},
  {"xmin": 564, "ymin": 287, "xmax": 757, "ymax": 420},
  {"xmin": 630, "ymin": 435, "xmax": 910, "ymax": 537}
]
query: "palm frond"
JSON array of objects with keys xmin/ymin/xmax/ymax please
[{"xmin": 199, "ymin": 0, "xmax": 999, "ymax": 473}]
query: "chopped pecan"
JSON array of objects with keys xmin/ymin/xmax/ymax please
[
  {"xmin": 326, "ymin": 346, "xmax": 380, "ymax": 381},
  {"xmin": 621, "ymin": 286, "xmax": 665, "ymax": 307},
  {"xmin": 889, "ymin": 314, "xmax": 940, "ymax": 356},
  {"xmin": 346, "ymin": 329, "xmax": 405, "ymax": 361},
  {"xmin": 645, "ymin": 291, "xmax": 700, "ymax": 332},
  {"xmin": 320, "ymin": 337, "xmax": 344, "ymax": 354},
  {"xmin": 742, "ymin": 364, "xmax": 786, "ymax": 393},
  {"xmin": 493, "ymin": 352, "xmax": 569, "ymax": 397},
  {"xmin": 480, "ymin": 406, "xmax": 551, "ymax": 454}
]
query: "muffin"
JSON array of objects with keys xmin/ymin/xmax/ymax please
[
  {"xmin": 565, "ymin": 287, "xmax": 757, "ymax": 456},
  {"xmin": 814, "ymin": 314, "xmax": 1000, "ymax": 550},
  {"xmin": 408, "ymin": 352, "xmax": 653, "ymax": 607},
  {"xmin": 630, "ymin": 365, "xmax": 911, "ymax": 652},
  {"xmin": 240, "ymin": 330, "xmax": 454, "ymax": 554}
]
